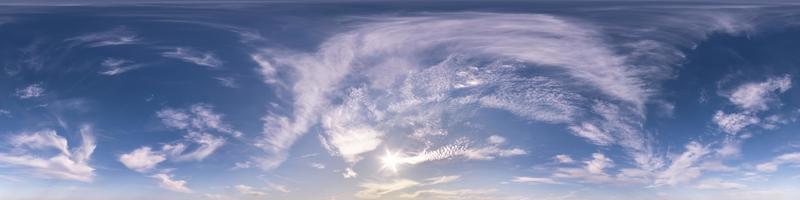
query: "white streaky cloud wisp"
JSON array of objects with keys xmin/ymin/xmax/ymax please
[
  {"xmin": 161, "ymin": 47, "xmax": 223, "ymax": 68},
  {"xmin": 654, "ymin": 141, "xmax": 710, "ymax": 186},
  {"xmin": 235, "ymin": 184, "xmax": 267, "ymax": 196},
  {"xmin": 150, "ymin": 173, "xmax": 192, "ymax": 193},
  {"xmin": 355, "ymin": 175, "xmax": 463, "ymax": 199},
  {"xmin": 511, "ymin": 176, "xmax": 562, "ymax": 185},
  {"xmin": 755, "ymin": 152, "xmax": 800, "ymax": 173},
  {"xmin": 67, "ymin": 26, "xmax": 139, "ymax": 47},
  {"xmin": 382, "ymin": 137, "xmax": 525, "ymax": 170},
  {"xmin": 0, "ymin": 126, "xmax": 96, "ymax": 182},
  {"xmin": 693, "ymin": 178, "xmax": 746, "ymax": 190}
]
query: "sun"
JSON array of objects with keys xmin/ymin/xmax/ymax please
[{"xmin": 380, "ymin": 149, "xmax": 402, "ymax": 173}]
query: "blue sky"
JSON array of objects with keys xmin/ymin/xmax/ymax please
[{"xmin": 1, "ymin": 1, "xmax": 800, "ymax": 200}]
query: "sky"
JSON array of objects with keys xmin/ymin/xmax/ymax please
[{"xmin": 0, "ymin": 1, "xmax": 800, "ymax": 200}]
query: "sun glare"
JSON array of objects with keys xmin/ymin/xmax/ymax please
[{"xmin": 380, "ymin": 149, "xmax": 402, "ymax": 173}]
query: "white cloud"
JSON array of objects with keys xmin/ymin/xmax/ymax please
[
  {"xmin": 694, "ymin": 178, "xmax": 746, "ymax": 190},
  {"xmin": 568, "ymin": 122, "xmax": 614, "ymax": 146},
  {"xmin": 727, "ymin": 75, "xmax": 791, "ymax": 111},
  {"xmin": 156, "ymin": 103, "xmax": 242, "ymax": 137},
  {"xmin": 397, "ymin": 189, "xmax": 496, "ymax": 199},
  {"xmin": 119, "ymin": 146, "xmax": 166, "ymax": 173},
  {"xmin": 423, "ymin": 175, "xmax": 461, "ymax": 185},
  {"xmin": 0, "ymin": 126, "xmax": 96, "ymax": 182},
  {"xmin": 251, "ymin": 54, "xmax": 278, "ymax": 84},
  {"xmin": 487, "ymin": 135, "xmax": 506, "ymax": 145},
  {"xmin": 235, "ymin": 184, "xmax": 267, "ymax": 197},
  {"xmin": 655, "ymin": 141, "xmax": 709, "ymax": 186},
  {"xmin": 165, "ymin": 132, "xmax": 226, "ymax": 162},
  {"xmin": 162, "ymin": 47, "xmax": 223, "ymax": 68},
  {"xmin": 356, "ymin": 179, "xmax": 419, "ymax": 199},
  {"xmin": 68, "ymin": 26, "xmax": 139, "ymax": 47},
  {"xmin": 15, "ymin": 83, "xmax": 44, "ymax": 99},
  {"xmin": 215, "ymin": 77, "xmax": 238, "ymax": 88},
  {"xmin": 355, "ymin": 175, "xmax": 459, "ymax": 199},
  {"xmin": 756, "ymin": 152, "xmax": 800, "ymax": 173},
  {"xmin": 99, "ymin": 58, "xmax": 146, "ymax": 76},
  {"xmin": 311, "ymin": 163, "xmax": 325, "ymax": 169},
  {"xmin": 151, "ymin": 173, "xmax": 191, "ymax": 193},
  {"xmin": 386, "ymin": 138, "xmax": 526, "ymax": 168},
  {"xmin": 343, "ymin": 167, "xmax": 358, "ymax": 178},
  {"xmin": 319, "ymin": 88, "xmax": 383, "ymax": 164},
  {"xmin": 552, "ymin": 153, "xmax": 617, "ymax": 183},
  {"xmin": 712, "ymin": 111, "xmax": 760, "ymax": 135},
  {"xmin": 554, "ymin": 154, "xmax": 575, "ymax": 164},
  {"xmin": 511, "ymin": 176, "xmax": 562, "ymax": 185},
  {"xmin": 267, "ymin": 182, "xmax": 290, "ymax": 193},
  {"xmin": 585, "ymin": 153, "xmax": 614, "ymax": 174}
]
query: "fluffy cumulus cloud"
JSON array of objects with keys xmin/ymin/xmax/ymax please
[
  {"xmin": 161, "ymin": 47, "xmax": 223, "ymax": 68},
  {"xmin": 151, "ymin": 173, "xmax": 192, "ymax": 193},
  {"xmin": 0, "ymin": 126, "xmax": 96, "ymax": 182},
  {"xmin": 252, "ymin": 12, "xmax": 680, "ymax": 171}
]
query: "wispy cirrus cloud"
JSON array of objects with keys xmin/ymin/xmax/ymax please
[
  {"xmin": 67, "ymin": 26, "xmax": 139, "ymax": 47},
  {"xmin": 0, "ymin": 125, "xmax": 96, "ymax": 182},
  {"xmin": 161, "ymin": 47, "xmax": 222, "ymax": 68},
  {"xmin": 99, "ymin": 58, "xmax": 147, "ymax": 76}
]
